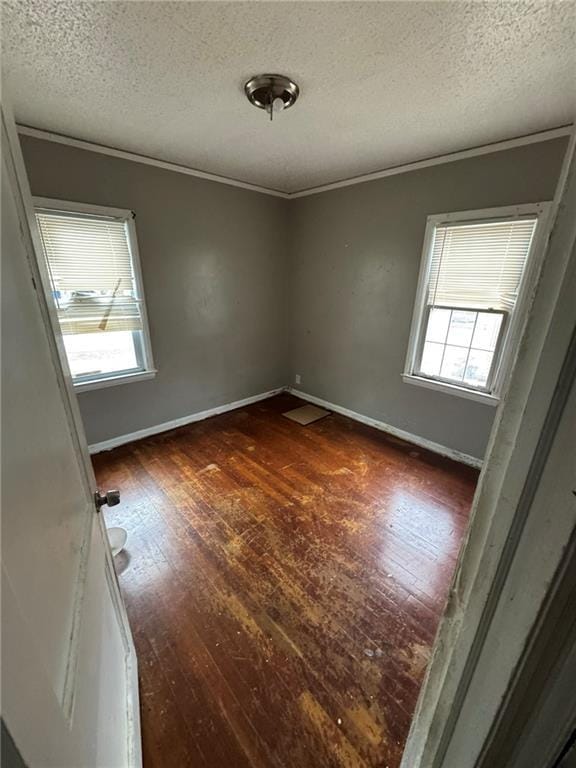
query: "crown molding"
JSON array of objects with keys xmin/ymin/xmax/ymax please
[
  {"xmin": 16, "ymin": 124, "xmax": 290, "ymax": 199},
  {"xmin": 291, "ymin": 125, "xmax": 574, "ymax": 198},
  {"xmin": 17, "ymin": 123, "xmax": 573, "ymax": 200}
]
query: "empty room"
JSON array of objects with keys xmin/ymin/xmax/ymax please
[{"xmin": 2, "ymin": 2, "xmax": 575, "ymax": 768}]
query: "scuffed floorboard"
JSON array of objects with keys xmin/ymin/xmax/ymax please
[{"xmin": 93, "ymin": 393, "xmax": 478, "ymax": 768}]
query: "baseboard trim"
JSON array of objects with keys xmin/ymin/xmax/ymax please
[
  {"xmin": 89, "ymin": 384, "xmax": 483, "ymax": 468},
  {"xmin": 88, "ymin": 387, "xmax": 285, "ymax": 454},
  {"xmin": 288, "ymin": 387, "xmax": 483, "ymax": 469}
]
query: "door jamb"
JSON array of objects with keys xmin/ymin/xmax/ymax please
[{"xmin": 401, "ymin": 127, "xmax": 576, "ymax": 768}]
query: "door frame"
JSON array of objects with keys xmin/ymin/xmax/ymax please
[
  {"xmin": 401, "ymin": 129, "xmax": 576, "ymax": 767},
  {"xmin": 2, "ymin": 99, "xmax": 142, "ymax": 768},
  {"xmin": 7, "ymin": 87, "xmax": 575, "ymax": 766},
  {"xmin": 2, "ymin": 104, "xmax": 95, "ymax": 491}
]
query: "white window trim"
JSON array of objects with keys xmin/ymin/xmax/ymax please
[
  {"xmin": 401, "ymin": 372, "xmax": 501, "ymax": 405},
  {"xmin": 403, "ymin": 202, "xmax": 552, "ymax": 405},
  {"xmin": 33, "ymin": 196, "xmax": 156, "ymax": 390},
  {"xmin": 74, "ymin": 369, "xmax": 157, "ymax": 393}
]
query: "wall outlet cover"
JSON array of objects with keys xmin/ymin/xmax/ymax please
[{"xmin": 295, "ymin": 374, "xmax": 301, "ymax": 385}]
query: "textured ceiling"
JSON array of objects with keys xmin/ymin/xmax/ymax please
[{"xmin": 2, "ymin": 1, "xmax": 575, "ymax": 193}]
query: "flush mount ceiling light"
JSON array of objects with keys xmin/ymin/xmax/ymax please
[{"xmin": 244, "ymin": 74, "xmax": 300, "ymax": 122}]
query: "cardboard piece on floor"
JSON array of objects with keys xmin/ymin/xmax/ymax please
[{"xmin": 283, "ymin": 404, "xmax": 331, "ymax": 425}]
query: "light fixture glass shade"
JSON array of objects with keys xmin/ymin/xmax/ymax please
[{"xmin": 272, "ymin": 97, "xmax": 285, "ymax": 113}]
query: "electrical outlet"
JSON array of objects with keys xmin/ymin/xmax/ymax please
[{"xmin": 295, "ymin": 374, "xmax": 301, "ymax": 385}]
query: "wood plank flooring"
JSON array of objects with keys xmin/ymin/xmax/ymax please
[{"xmin": 93, "ymin": 393, "xmax": 478, "ymax": 768}]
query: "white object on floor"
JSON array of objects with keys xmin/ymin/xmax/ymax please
[{"xmin": 107, "ymin": 527, "xmax": 128, "ymax": 557}]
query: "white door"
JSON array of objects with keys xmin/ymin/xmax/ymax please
[{"xmin": 1, "ymin": 105, "xmax": 141, "ymax": 767}]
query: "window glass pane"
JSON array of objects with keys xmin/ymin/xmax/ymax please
[
  {"xmin": 440, "ymin": 345, "xmax": 467, "ymax": 381},
  {"xmin": 464, "ymin": 348, "xmax": 493, "ymax": 388},
  {"xmin": 63, "ymin": 331, "xmax": 140, "ymax": 379},
  {"xmin": 425, "ymin": 308, "xmax": 451, "ymax": 343},
  {"xmin": 471, "ymin": 312, "xmax": 504, "ymax": 351},
  {"xmin": 420, "ymin": 342, "xmax": 444, "ymax": 377},
  {"xmin": 446, "ymin": 310, "xmax": 476, "ymax": 347}
]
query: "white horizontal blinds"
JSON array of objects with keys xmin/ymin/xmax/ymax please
[
  {"xmin": 428, "ymin": 217, "xmax": 538, "ymax": 312},
  {"xmin": 36, "ymin": 209, "xmax": 143, "ymax": 335}
]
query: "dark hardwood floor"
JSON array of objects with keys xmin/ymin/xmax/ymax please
[{"xmin": 93, "ymin": 393, "xmax": 478, "ymax": 768}]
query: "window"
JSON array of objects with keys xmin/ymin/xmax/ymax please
[
  {"xmin": 404, "ymin": 204, "xmax": 550, "ymax": 404},
  {"xmin": 34, "ymin": 198, "xmax": 155, "ymax": 391}
]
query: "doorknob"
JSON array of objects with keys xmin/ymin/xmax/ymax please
[{"xmin": 94, "ymin": 489, "xmax": 121, "ymax": 510}]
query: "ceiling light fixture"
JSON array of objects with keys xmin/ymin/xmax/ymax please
[{"xmin": 244, "ymin": 74, "xmax": 300, "ymax": 122}]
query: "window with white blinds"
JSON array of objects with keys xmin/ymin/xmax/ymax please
[
  {"xmin": 35, "ymin": 199, "xmax": 154, "ymax": 388},
  {"xmin": 427, "ymin": 218, "xmax": 537, "ymax": 312},
  {"xmin": 404, "ymin": 204, "xmax": 547, "ymax": 403},
  {"xmin": 36, "ymin": 210, "xmax": 142, "ymax": 335}
]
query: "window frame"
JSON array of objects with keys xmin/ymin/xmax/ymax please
[
  {"xmin": 403, "ymin": 202, "xmax": 552, "ymax": 405},
  {"xmin": 33, "ymin": 196, "xmax": 156, "ymax": 392}
]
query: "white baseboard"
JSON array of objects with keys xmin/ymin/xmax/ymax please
[
  {"xmin": 89, "ymin": 384, "xmax": 483, "ymax": 468},
  {"xmin": 88, "ymin": 387, "xmax": 285, "ymax": 454},
  {"xmin": 287, "ymin": 387, "xmax": 483, "ymax": 469}
]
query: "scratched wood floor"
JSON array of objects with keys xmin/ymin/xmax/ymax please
[{"xmin": 94, "ymin": 393, "xmax": 478, "ymax": 768}]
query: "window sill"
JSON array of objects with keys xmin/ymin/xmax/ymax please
[
  {"xmin": 402, "ymin": 373, "xmax": 500, "ymax": 406},
  {"xmin": 73, "ymin": 369, "xmax": 157, "ymax": 393}
]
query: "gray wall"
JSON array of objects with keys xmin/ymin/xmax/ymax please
[
  {"xmin": 289, "ymin": 138, "xmax": 568, "ymax": 459},
  {"xmin": 21, "ymin": 135, "xmax": 567, "ymax": 459},
  {"xmin": 21, "ymin": 136, "xmax": 290, "ymax": 445}
]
